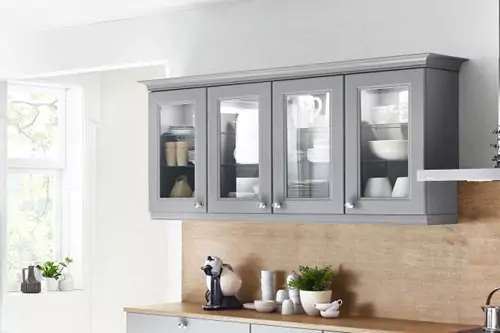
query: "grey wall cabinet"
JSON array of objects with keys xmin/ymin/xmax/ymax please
[
  {"xmin": 345, "ymin": 69, "xmax": 458, "ymax": 218},
  {"xmin": 272, "ymin": 77, "xmax": 344, "ymax": 215},
  {"xmin": 144, "ymin": 54, "xmax": 466, "ymax": 224},
  {"xmin": 208, "ymin": 83, "xmax": 272, "ymax": 214},
  {"xmin": 148, "ymin": 88, "xmax": 207, "ymax": 215}
]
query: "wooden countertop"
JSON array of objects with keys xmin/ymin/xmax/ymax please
[{"xmin": 123, "ymin": 303, "xmax": 478, "ymax": 333}]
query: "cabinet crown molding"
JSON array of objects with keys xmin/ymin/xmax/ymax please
[{"xmin": 140, "ymin": 53, "xmax": 467, "ymax": 92}]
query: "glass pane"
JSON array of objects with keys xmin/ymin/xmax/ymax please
[
  {"xmin": 219, "ymin": 98, "xmax": 259, "ymax": 199},
  {"xmin": 7, "ymin": 172, "xmax": 56, "ymax": 291},
  {"xmin": 7, "ymin": 84, "xmax": 65, "ymax": 159},
  {"xmin": 286, "ymin": 93, "xmax": 330, "ymax": 199},
  {"xmin": 360, "ymin": 86, "xmax": 409, "ymax": 199},
  {"xmin": 159, "ymin": 103, "xmax": 196, "ymax": 198}
]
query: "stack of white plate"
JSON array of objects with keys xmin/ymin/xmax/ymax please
[
  {"xmin": 307, "ymin": 147, "xmax": 330, "ymax": 163},
  {"xmin": 288, "ymin": 180, "xmax": 329, "ymax": 198},
  {"xmin": 168, "ymin": 125, "xmax": 194, "ymax": 136},
  {"xmin": 188, "ymin": 149, "xmax": 195, "ymax": 164}
]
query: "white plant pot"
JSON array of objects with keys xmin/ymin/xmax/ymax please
[
  {"xmin": 299, "ymin": 290, "xmax": 332, "ymax": 316},
  {"xmin": 45, "ymin": 278, "xmax": 59, "ymax": 292}
]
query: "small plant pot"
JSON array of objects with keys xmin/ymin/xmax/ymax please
[
  {"xmin": 45, "ymin": 278, "xmax": 59, "ymax": 292},
  {"xmin": 299, "ymin": 290, "xmax": 332, "ymax": 316}
]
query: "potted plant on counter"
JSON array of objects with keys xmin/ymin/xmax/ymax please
[
  {"xmin": 287, "ymin": 265, "xmax": 333, "ymax": 316},
  {"xmin": 37, "ymin": 257, "xmax": 73, "ymax": 292}
]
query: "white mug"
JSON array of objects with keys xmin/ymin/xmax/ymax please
[
  {"xmin": 392, "ymin": 177, "xmax": 409, "ymax": 198},
  {"xmin": 276, "ymin": 289, "xmax": 289, "ymax": 303},
  {"xmin": 364, "ymin": 177, "xmax": 392, "ymax": 198},
  {"xmin": 289, "ymin": 95, "xmax": 323, "ymax": 128}
]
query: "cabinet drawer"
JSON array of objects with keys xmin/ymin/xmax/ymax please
[
  {"xmin": 251, "ymin": 325, "xmax": 321, "ymax": 333},
  {"xmin": 127, "ymin": 313, "xmax": 249, "ymax": 333}
]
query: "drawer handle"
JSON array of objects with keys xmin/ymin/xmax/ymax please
[
  {"xmin": 272, "ymin": 202, "xmax": 282, "ymax": 209},
  {"xmin": 177, "ymin": 322, "xmax": 187, "ymax": 329},
  {"xmin": 193, "ymin": 202, "xmax": 203, "ymax": 209}
]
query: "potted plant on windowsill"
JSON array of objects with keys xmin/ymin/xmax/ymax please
[
  {"xmin": 37, "ymin": 257, "xmax": 73, "ymax": 292},
  {"xmin": 287, "ymin": 265, "xmax": 334, "ymax": 316}
]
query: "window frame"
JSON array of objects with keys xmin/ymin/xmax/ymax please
[{"xmin": 4, "ymin": 81, "xmax": 79, "ymax": 292}]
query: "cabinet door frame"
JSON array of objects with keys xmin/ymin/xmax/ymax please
[
  {"xmin": 345, "ymin": 69, "xmax": 425, "ymax": 215},
  {"xmin": 272, "ymin": 76, "xmax": 344, "ymax": 215},
  {"xmin": 207, "ymin": 82, "xmax": 272, "ymax": 214},
  {"xmin": 149, "ymin": 88, "xmax": 207, "ymax": 215}
]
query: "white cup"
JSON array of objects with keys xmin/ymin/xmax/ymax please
[
  {"xmin": 364, "ymin": 177, "xmax": 392, "ymax": 198},
  {"xmin": 392, "ymin": 177, "xmax": 409, "ymax": 198},
  {"xmin": 281, "ymin": 299, "xmax": 294, "ymax": 315},
  {"xmin": 276, "ymin": 289, "xmax": 289, "ymax": 303}
]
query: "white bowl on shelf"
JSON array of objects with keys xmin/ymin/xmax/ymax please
[
  {"xmin": 368, "ymin": 140, "xmax": 408, "ymax": 161},
  {"xmin": 254, "ymin": 300, "xmax": 277, "ymax": 313}
]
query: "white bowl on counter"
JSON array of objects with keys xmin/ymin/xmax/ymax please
[
  {"xmin": 254, "ymin": 300, "xmax": 277, "ymax": 313},
  {"xmin": 368, "ymin": 140, "xmax": 408, "ymax": 161}
]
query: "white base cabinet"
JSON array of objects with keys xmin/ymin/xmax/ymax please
[
  {"xmin": 127, "ymin": 314, "xmax": 347, "ymax": 333},
  {"xmin": 127, "ymin": 314, "xmax": 249, "ymax": 333},
  {"xmin": 252, "ymin": 324, "xmax": 321, "ymax": 333}
]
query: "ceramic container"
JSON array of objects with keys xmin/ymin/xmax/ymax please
[
  {"xmin": 20, "ymin": 266, "xmax": 41, "ymax": 294},
  {"xmin": 392, "ymin": 177, "xmax": 409, "ymax": 198},
  {"xmin": 45, "ymin": 278, "xmax": 59, "ymax": 292},
  {"xmin": 276, "ymin": 289, "xmax": 289, "ymax": 303},
  {"xmin": 254, "ymin": 300, "xmax": 276, "ymax": 313},
  {"xmin": 176, "ymin": 141, "xmax": 189, "ymax": 166},
  {"xmin": 364, "ymin": 177, "xmax": 392, "ymax": 198},
  {"xmin": 299, "ymin": 290, "xmax": 332, "ymax": 316},
  {"xmin": 368, "ymin": 140, "xmax": 408, "ymax": 161},
  {"xmin": 59, "ymin": 273, "xmax": 75, "ymax": 292},
  {"xmin": 261, "ymin": 270, "xmax": 275, "ymax": 301},
  {"xmin": 281, "ymin": 299, "xmax": 294, "ymax": 315}
]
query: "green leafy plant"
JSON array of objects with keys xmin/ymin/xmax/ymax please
[
  {"xmin": 36, "ymin": 257, "xmax": 73, "ymax": 280},
  {"xmin": 287, "ymin": 265, "xmax": 333, "ymax": 291}
]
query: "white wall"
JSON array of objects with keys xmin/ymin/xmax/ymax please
[
  {"xmin": 2, "ymin": 66, "xmax": 177, "ymax": 333},
  {"xmin": 91, "ymin": 66, "xmax": 172, "ymax": 333},
  {"xmin": 0, "ymin": 0, "xmax": 497, "ymax": 167}
]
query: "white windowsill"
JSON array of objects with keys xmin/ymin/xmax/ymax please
[{"xmin": 6, "ymin": 289, "xmax": 85, "ymax": 296}]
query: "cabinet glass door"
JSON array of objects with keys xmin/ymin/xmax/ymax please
[
  {"xmin": 208, "ymin": 83, "xmax": 272, "ymax": 214},
  {"xmin": 272, "ymin": 77, "xmax": 344, "ymax": 215},
  {"xmin": 149, "ymin": 88, "xmax": 207, "ymax": 216},
  {"xmin": 345, "ymin": 70, "xmax": 425, "ymax": 215}
]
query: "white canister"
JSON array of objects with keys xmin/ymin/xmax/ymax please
[{"xmin": 261, "ymin": 270, "xmax": 275, "ymax": 301}]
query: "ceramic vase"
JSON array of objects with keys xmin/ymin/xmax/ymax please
[
  {"xmin": 45, "ymin": 278, "xmax": 59, "ymax": 292},
  {"xmin": 59, "ymin": 273, "xmax": 75, "ymax": 292},
  {"xmin": 299, "ymin": 290, "xmax": 332, "ymax": 316},
  {"xmin": 20, "ymin": 266, "xmax": 41, "ymax": 294}
]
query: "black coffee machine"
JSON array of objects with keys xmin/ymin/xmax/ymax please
[{"xmin": 201, "ymin": 256, "xmax": 242, "ymax": 310}]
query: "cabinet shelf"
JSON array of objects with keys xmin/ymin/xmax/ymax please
[
  {"xmin": 362, "ymin": 123, "xmax": 408, "ymax": 128},
  {"xmin": 162, "ymin": 165, "xmax": 195, "ymax": 168}
]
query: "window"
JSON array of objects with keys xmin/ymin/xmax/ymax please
[{"xmin": 6, "ymin": 82, "xmax": 83, "ymax": 291}]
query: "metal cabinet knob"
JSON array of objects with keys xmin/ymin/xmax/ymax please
[
  {"xmin": 177, "ymin": 322, "xmax": 187, "ymax": 329},
  {"xmin": 272, "ymin": 202, "xmax": 282, "ymax": 209},
  {"xmin": 194, "ymin": 202, "xmax": 203, "ymax": 209},
  {"xmin": 344, "ymin": 202, "xmax": 355, "ymax": 209},
  {"xmin": 256, "ymin": 202, "xmax": 267, "ymax": 209}
]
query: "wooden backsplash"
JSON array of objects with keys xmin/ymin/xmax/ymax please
[{"xmin": 183, "ymin": 182, "xmax": 500, "ymax": 325}]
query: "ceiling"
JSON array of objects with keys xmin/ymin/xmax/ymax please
[{"xmin": 0, "ymin": 0, "xmax": 236, "ymax": 32}]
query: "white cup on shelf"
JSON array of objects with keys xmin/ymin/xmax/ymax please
[
  {"xmin": 364, "ymin": 177, "xmax": 392, "ymax": 198},
  {"xmin": 392, "ymin": 177, "xmax": 409, "ymax": 198}
]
